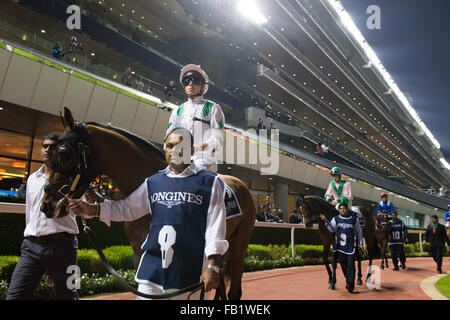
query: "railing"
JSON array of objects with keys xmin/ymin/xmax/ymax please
[
  {"xmin": 0, "ymin": 202, "xmax": 426, "ymax": 256},
  {"xmin": 254, "ymin": 221, "xmax": 425, "ymax": 257}
]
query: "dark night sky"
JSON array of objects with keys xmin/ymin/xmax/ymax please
[{"xmin": 339, "ymin": 0, "xmax": 450, "ymax": 163}]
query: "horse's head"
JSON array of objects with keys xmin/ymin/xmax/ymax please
[
  {"xmin": 296, "ymin": 194, "xmax": 317, "ymax": 228},
  {"xmin": 41, "ymin": 107, "xmax": 97, "ymax": 218}
]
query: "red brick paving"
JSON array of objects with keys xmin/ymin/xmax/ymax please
[{"xmin": 85, "ymin": 257, "xmax": 449, "ymax": 300}]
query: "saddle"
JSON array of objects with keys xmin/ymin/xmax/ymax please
[
  {"xmin": 224, "ymin": 184, "xmax": 242, "ymax": 219},
  {"xmin": 351, "ymin": 206, "xmax": 365, "ymax": 226}
]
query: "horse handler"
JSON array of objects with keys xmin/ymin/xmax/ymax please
[
  {"xmin": 68, "ymin": 127, "xmax": 228, "ymax": 299},
  {"xmin": 320, "ymin": 202, "xmax": 363, "ymax": 294},
  {"xmin": 387, "ymin": 212, "xmax": 408, "ymax": 270},
  {"xmin": 7, "ymin": 133, "xmax": 79, "ymax": 300}
]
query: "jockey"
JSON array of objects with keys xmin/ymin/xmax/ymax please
[
  {"xmin": 324, "ymin": 167, "xmax": 353, "ymax": 209},
  {"xmin": 164, "ymin": 64, "xmax": 225, "ymax": 173},
  {"xmin": 377, "ymin": 192, "xmax": 394, "ymax": 226},
  {"xmin": 445, "ymin": 205, "xmax": 450, "ymax": 229}
]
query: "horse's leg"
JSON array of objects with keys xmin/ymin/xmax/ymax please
[
  {"xmin": 366, "ymin": 239, "xmax": 373, "ymax": 283},
  {"xmin": 380, "ymin": 240, "xmax": 386, "ymax": 270},
  {"xmin": 330, "ymin": 250, "xmax": 338, "ymax": 290},
  {"xmin": 323, "ymin": 243, "xmax": 333, "ymax": 287},
  {"xmin": 356, "ymin": 248, "xmax": 363, "ymax": 286},
  {"xmin": 123, "ymin": 215, "xmax": 150, "ymax": 269},
  {"xmin": 225, "ymin": 235, "xmax": 247, "ymax": 300},
  {"xmin": 384, "ymin": 241, "xmax": 389, "ymax": 269}
]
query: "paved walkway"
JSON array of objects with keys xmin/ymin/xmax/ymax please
[{"xmin": 84, "ymin": 257, "xmax": 449, "ymax": 300}]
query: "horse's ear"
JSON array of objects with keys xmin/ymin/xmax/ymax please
[
  {"xmin": 296, "ymin": 194, "xmax": 304, "ymax": 208},
  {"xmin": 59, "ymin": 110, "xmax": 67, "ymax": 129},
  {"xmin": 63, "ymin": 107, "xmax": 76, "ymax": 130}
]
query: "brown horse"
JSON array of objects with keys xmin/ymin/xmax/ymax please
[
  {"xmin": 297, "ymin": 195, "xmax": 380, "ymax": 289},
  {"xmin": 375, "ymin": 212, "xmax": 391, "ymax": 270},
  {"xmin": 40, "ymin": 107, "xmax": 256, "ymax": 300}
]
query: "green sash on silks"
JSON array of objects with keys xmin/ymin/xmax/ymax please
[{"xmin": 331, "ymin": 180, "xmax": 347, "ymax": 200}]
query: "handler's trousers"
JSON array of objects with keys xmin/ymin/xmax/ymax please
[
  {"xmin": 431, "ymin": 246, "xmax": 443, "ymax": 271},
  {"xmin": 6, "ymin": 234, "xmax": 79, "ymax": 300},
  {"xmin": 333, "ymin": 251, "xmax": 356, "ymax": 290},
  {"xmin": 389, "ymin": 244, "xmax": 406, "ymax": 268}
]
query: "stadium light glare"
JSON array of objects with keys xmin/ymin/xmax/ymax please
[
  {"xmin": 440, "ymin": 158, "xmax": 450, "ymax": 171},
  {"xmin": 236, "ymin": 0, "xmax": 268, "ymax": 25},
  {"xmin": 326, "ymin": 0, "xmax": 441, "ymax": 150}
]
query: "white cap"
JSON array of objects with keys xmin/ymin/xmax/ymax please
[{"xmin": 179, "ymin": 64, "xmax": 209, "ymax": 95}]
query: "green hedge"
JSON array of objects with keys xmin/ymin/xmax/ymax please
[{"xmin": 0, "ymin": 213, "xmax": 130, "ymax": 255}]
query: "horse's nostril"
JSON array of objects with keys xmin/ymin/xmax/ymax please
[{"xmin": 41, "ymin": 202, "xmax": 48, "ymax": 213}]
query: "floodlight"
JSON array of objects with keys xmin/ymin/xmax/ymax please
[{"xmin": 236, "ymin": 0, "xmax": 268, "ymax": 25}]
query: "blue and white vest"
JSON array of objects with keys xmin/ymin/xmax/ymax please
[
  {"xmin": 377, "ymin": 200, "xmax": 394, "ymax": 213},
  {"xmin": 136, "ymin": 170, "xmax": 219, "ymax": 290},
  {"xmin": 333, "ymin": 215, "xmax": 358, "ymax": 255},
  {"xmin": 388, "ymin": 219, "xmax": 405, "ymax": 245}
]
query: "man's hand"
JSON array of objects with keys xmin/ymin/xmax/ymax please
[
  {"xmin": 199, "ymin": 268, "xmax": 220, "ymax": 292},
  {"xmin": 83, "ymin": 188, "xmax": 99, "ymax": 204},
  {"xmin": 405, "ymin": 238, "xmax": 409, "ymax": 244},
  {"xmin": 68, "ymin": 199, "xmax": 98, "ymax": 217}
]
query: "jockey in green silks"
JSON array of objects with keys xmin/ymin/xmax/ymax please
[
  {"xmin": 324, "ymin": 167, "xmax": 353, "ymax": 209},
  {"xmin": 164, "ymin": 64, "xmax": 225, "ymax": 173}
]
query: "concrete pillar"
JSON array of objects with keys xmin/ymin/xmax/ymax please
[{"xmin": 273, "ymin": 183, "xmax": 289, "ymax": 222}]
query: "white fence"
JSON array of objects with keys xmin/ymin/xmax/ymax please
[{"xmin": 254, "ymin": 221, "xmax": 425, "ymax": 257}]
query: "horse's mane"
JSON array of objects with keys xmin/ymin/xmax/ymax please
[
  {"xmin": 303, "ymin": 195, "xmax": 337, "ymax": 220},
  {"xmin": 86, "ymin": 122, "xmax": 165, "ymax": 160}
]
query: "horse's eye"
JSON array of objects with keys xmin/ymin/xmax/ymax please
[{"xmin": 57, "ymin": 146, "xmax": 75, "ymax": 169}]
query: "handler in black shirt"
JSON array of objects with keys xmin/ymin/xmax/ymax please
[{"xmin": 423, "ymin": 214, "xmax": 450, "ymax": 274}]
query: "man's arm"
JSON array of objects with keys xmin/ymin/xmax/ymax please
[
  {"xmin": 389, "ymin": 202, "xmax": 395, "ymax": 214},
  {"xmin": 69, "ymin": 180, "xmax": 151, "ymax": 227},
  {"xmin": 403, "ymin": 221, "xmax": 409, "ymax": 242},
  {"xmin": 441, "ymin": 225, "xmax": 450, "ymax": 246},
  {"xmin": 376, "ymin": 203, "xmax": 382, "ymax": 214},
  {"xmin": 320, "ymin": 215, "xmax": 336, "ymax": 233},
  {"xmin": 324, "ymin": 183, "xmax": 334, "ymax": 202},
  {"xmin": 201, "ymin": 176, "xmax": 229, "ymax": 291},
  {"xmin": 424, "ymin": 225, "xmax": 430, "ymax": 242},
  {"xmin": 99, "ymin": 180, "xmax": 150, "ymax": 226},
  {"xmin": 205, "ymin": 104, "xmax": 225, "ymax": 153},
  {"xmin": 342, "ymin": 181, "xmax": 352, "ymax": 202}
]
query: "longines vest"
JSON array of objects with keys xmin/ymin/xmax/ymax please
[
  {"xmin": 333, "ymin": 215, "xmax": 358, "ymax": 255},
  {"xmin": 136, "ymin": 170, "xmax": 218, "ymax": 289}
]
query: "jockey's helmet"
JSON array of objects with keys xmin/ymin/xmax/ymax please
[
  {"xmin": 330, "ymin": 167, "xmax": 342, "ymax": 176},
  {"xmin": 180, "ymin": 64, "xmax": 209, "ymax": 95},
  {"xmin": 380, "ymin": 192, "xmax": 388, "ymax": 198}
]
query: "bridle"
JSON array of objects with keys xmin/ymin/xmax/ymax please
[{"xmin": 44, "ymin": 123, "xmax": 99, "ymax": 212}]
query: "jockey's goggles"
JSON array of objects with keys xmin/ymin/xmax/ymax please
[{"xmin": 182, "ymin": 76, "xmax": 204, "ymax": 86}]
